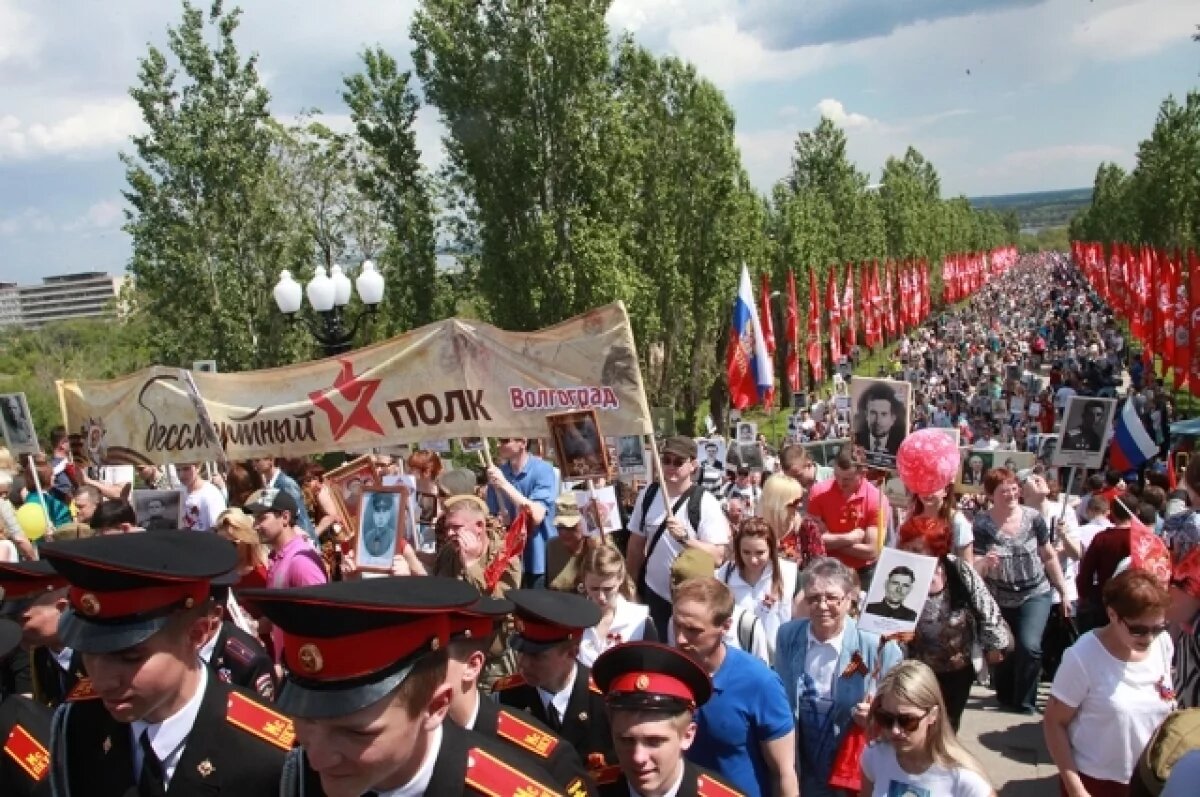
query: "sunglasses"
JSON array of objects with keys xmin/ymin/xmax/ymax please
[
  {"xmin": 662, "ymin": 455, "xmax": 688, "ymax": 467},
  {"xmin": 1119, "ymin": 617, "xmax": 1170, "ymax": 638},
  {"xmin": 872, "ymin": 706, "xmax": 931, "ymax": 733}
]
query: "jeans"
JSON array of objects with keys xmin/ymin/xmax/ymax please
[
  {"xmin": 936, "ymin": 666, "xmax": 976, "ymax": 732},
  {"xmin": 995, "ymin": 590, "xmax": 1053, "ymax": 711}
]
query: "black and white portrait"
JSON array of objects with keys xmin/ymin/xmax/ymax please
[
  {"xmin": 356, "ymin": 488, "xmax": 403, "ymax": 571},
  {"xmin": 850, "ymin": 377, "xmax": 911, "ymax": 469},
  {"xmin": 958, "ymin": 449, "xmax": 993, "ymax": 493},
  {"xmin": 858, "ymin": 547, "xmax": 937, "ymax": 636},
  {"xmin": 133, "ymin": 489, "xmax": 184, "ymax": 531},
  {"xmin": 696, "ymin": 437, "xmax": 726, "ymax": 473},
  {"xmin": 0, "ymin": 392, "xmax": 38, "ymax": 455},
  {"xmin": 616, "ymin": 435, "xmax": 646, "ymax": 475},
  {"xmin": 735, "ymin": 422, "xmax": 757, "ymax": 444},
  {"xmin": 1054, "ymin": 396, "xmax": 1117, "ymax": 470}
]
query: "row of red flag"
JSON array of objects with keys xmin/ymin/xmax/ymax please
[
  {"xmin": 746, "ymin": 245, "xmax": 1017, "ymax": 405},
  {"xmin": 1072, "ymin": 241, "xmax": 1200, "ymax": 395}
]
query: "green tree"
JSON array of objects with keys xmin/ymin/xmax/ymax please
[
  {"xmin": 122, "ymin": 0, "xmax": 309, "ymax": 370},
  {"xmin": 412, "ymin": 0, "xmax": 631, "ymax": 331},
  {"xmin": 343, "ymin": 48, "xmax": 448, "ymax": 336}
]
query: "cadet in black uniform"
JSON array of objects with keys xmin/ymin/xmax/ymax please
[
  {"xmin": 494, "ymin": 590, "xmax": 614, "ymax": 775},
  {"xmin": 0, "ymin": 562, "xmax": 87, "ymax": 707},
  {"xmin": 41, "ymin": 531, "xmax": 293, "ymax": 797},
  {"xmin": 200, "ymin": 575, "xmax": 276, "ymax": 700},
  {"xmin": 591, "ymin": 642, "xmax": 743, "ymax": 797},
  {"xmin": 239, "ymin": 576, "xmax": 563, "ymax": 797},
  {"xmin": 447, "ymin": 597, "xmax": 593, "ymax": 796},
  {"xmin": 0, "ymin": 618, "xmax": 52, "ymax": 797}
]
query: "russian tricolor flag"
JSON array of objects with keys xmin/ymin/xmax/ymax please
[
  {"xmin": 726, "ymin": 264, "xmax": 774, "ymax": 410},
  {"xmin": 1109, "ymin": 397, "xmax": 1159, "ymax": 472}
]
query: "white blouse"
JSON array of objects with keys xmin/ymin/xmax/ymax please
[
  {"xmin": 578, "ymin": 595, "xmax": 652, "ymax": 667},
  {"xmin": 715, "ymin": 559, "xmax": 798, "ymax": 657}
]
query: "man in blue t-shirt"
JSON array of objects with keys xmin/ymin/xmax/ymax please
[
  {"xmin": 672, "ymin": 577, "xmax": 798, "ymax": 797},
  {"xmin": 486, "ymin": 436, "xmax": 556, "ymax": 587}
]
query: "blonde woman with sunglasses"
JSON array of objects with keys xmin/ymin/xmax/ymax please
[{"xmin": 862, "ymin": 660, "xmax": 995, "ymax": 796}]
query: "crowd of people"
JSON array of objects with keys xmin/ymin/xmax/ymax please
[{"xmin": 1, "ymin": 253, "xmax": 1199, "ymax": 797}]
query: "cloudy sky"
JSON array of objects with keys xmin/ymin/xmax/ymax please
[{"xmin": 0, "ymin": 0, "xmax": 1194, "ymax": 282}]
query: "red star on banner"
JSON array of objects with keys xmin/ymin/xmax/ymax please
[{"xmin": 309, "ymin": 359, "xmax": 384, "ymax": 441}]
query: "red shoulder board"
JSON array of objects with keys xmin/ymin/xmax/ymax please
[
  {"xmin": 697, "ymin": 773, "xmax": 743, "ymax": 797},
  {"xmin": 492, "ymin": 673, "xmax": 526, "ymax": 691},
  {"xmin": 66, "ymin": 677, "xmax": 98, "ymax": 701},
  {"xmin": 465, "ymin": 746, "xmax": 558, "ymax": 797},
  {"xmin": 226, "ymin": 691, "xmax": 295, "ymax": 750},
  {"xmin": 223, "ymin": 636, "xmax": 255, "ymax": 665},
  {"xmin": 4, "ymin": 723, "xmax": 50, "ymax": 782},
  {"xmin": 588, "ymin": 676, "xmax": 602, "ymax": 695},
  {"xmin": 496, "ymin": 710, "xmax": 559, "ymax": 758}
]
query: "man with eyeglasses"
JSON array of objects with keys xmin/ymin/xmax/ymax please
[
  {"xmin": 486, "ymin": 436, "xmax": 556, "ymax": 588},
  {"xmin": 626, "ymin": 436, "xmax": 730, "ymax": 634}
]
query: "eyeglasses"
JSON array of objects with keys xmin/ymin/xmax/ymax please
[
  {"xmin": 804, "ymin": 593, "xmax": 846, "ymax": 606},
  {"xmin": 872, "ymin": 707, "xmax": 931, "ymax": 733},
  {"xmin": 1119, "ymin": 617, "xmax": 1170, "ymax": 638},
  {"xmin": 662, "ymin": 455, "xmax": 687, "ymax": 467}
]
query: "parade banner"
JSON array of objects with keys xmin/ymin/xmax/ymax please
[{"xmin": 57, "ymin": 302, "xmax": 653, "ymax": 465}]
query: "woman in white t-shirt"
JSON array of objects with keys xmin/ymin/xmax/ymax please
[
  {"xmin": 576, "ymin": 544, "xmax": 656, "ymax": 666},
  {"xmin": 714, "ymin": 517, "xmax": 797, "ymax": 663},
  {"xmin": 862, "ymin": 660, "xmax": 995, "ymax": 797},
  {"xmin": 1044, "ymin": 569, "xmax": 1175, "ymax": 796}
]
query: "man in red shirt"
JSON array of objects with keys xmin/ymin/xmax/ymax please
[
  {"xmin": 1075, "ymin": 497, "xmax": 1135, "ymax": 632},
  {"xmin": 805, "ymin": 447, "xmax": 888, "ymax": 584}
]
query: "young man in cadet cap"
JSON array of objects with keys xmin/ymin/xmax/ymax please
[
  {"xmin": 0, "ymin": 561, "xmax": 85, "ymax": 707},
  {"xmin": 446, "ymin": 596, "xmax": 594, "ymax": 796},
  {"xmin": 494, "ymin": 589, "xmax": 615, "ymax": 777},
  {"xmin": 40, "ymin": 530, "xmax": 291, "ymax": 797},
  {"xmin": 239, "ymin": 576, "xmax": 560, "ymax": 797},
  {"xmin": 197, "ymin": 572, "xmax": 276, "ymax": 700},
  {"xmin": 0, "ymin": 617, "xmax": 52, "ymax": 797},
  {"xmin": 591, "ymin": 641, "xmax": 742, "ymax": 797}
]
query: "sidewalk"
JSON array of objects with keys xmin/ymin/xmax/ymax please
[{"xmin": 958, "ymin": 683, "xmax": 1058, "ymax": 796}]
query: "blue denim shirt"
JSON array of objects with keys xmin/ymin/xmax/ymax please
[{"xmin": 486, "ymin": 454, "xmax": 556, "ymax": 576}]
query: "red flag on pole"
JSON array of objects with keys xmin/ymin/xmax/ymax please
[
  {"xmin": 807, "ymin": 269, "xmax": 823, "ymax": 382},
  {"xmin": 785, "ymin": 270, "xmax": 801, "ymax": 394},
  {"xmin": 1190, "ymin": 249, "xmax": 1200, "ymax": 398},
  {"xmin": 827, "ymin": 268, "xmax": 842, "ymax": 365},
  {"xmin": 842, "ymin": 265, "xmax": 856, "ymax": 350},
  {"xmin": 1159, "ymin": 249, "xmax": 1175, "ymax": 369},
  {"xmin": 759, "ymin": 271, "xmax": 776, "ymax": 358},
  {"xmin": 883, "ymin": 261, "xmax": 897, "ymax": 339},
  {"xmin": 1173, "ymin": 250, "xmax": 1190, "ymax": 392}
]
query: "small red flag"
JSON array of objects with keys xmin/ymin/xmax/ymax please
[
  {"xmin": 807, "ymin": 269, "xmax": 823, "ymax": 382},
  {"xmin": 827, "ymin": 268, "xmax": 842, "ymax": 365},
  {"xmin": 1173, "ymin": 250, "xmax": 1191, "ymax": 392},
  {"xmin": 842, "ymin": 265, "xmax": 856, "ymax": 349},
  {"xmin": 759, "ymin": 271, "xmax": 776, "ymax": 358}
]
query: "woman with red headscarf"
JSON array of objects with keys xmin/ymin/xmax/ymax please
[{"xmin": 898, "ymin": 514, "xmax": 1012, "ymax": 730}]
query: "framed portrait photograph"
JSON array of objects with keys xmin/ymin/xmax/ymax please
[
  {"xmin": 326, "ymin": 454, "xmax": 380, "ymax": 537},
  {"xmin": 1053, "ymin": 396, "xmax": 1118, "ymax": 470},
  {"xmin": 849, "ymin": 377, "xmax": 912, "ymax": 470},
  {"xmin": 650, "ymin": 407, "xmax": 676, "ymax": 438},
  {"xmin": 956, "ymin": 448, "xmax": 994, "ymax": 494},
  {"xmin": 858, "ymin": 547, "xmax": 937, "ymax": 636},
  {"xmin": 547, "ymin": 409, "xmax": 609, "ymax": 481},
  {"xmin": 695, "ymin": 437, "xmax": 727, "ymax": 472},
  {"xmin": 735, "ymin": 421, "xmax": 758, "ymax": 445},
  {"xmin": 0, "ymin": 392, "xmax": 39, "ymax": 456},
  {"xmin": 133, "ymin": 489, "xmax": 184, "ymax": 532},
  {"xmin": 616, "ymin": 435, "xmax": 647, "ymax": 475},
  {"xmin": 355, "ymin": 486, "xmax": 408, "ymax": 573},
  {"xmin": 460, "ymin": 437, "xmax": 485, "ymax": 453}
]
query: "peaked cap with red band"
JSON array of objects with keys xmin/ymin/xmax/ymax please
[
  {"xmin": 239, "ymin": 576, "xmax": 480, "ymax": 720},
  {"xmin": 0, "ymin": 560, "xmax": 67, "ymax": 600},
  {"xmin": 40, "ymin": 530, "xmax": 237, "ymax": 654},
  {"xmin": 592, "ymin": 641, "xmax": 712, "ymax": 713},
  {"xmin": 507, "ymin": 588, "xmax": 601, "ymax": 654}
]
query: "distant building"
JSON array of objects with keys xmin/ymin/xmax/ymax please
[{"xmin": 0, "ymin": 272, "xmax": 125, "ymax": 329}]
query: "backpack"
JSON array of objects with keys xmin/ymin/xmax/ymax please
[
  {"xmin": 736, "ymin": 609, "xmax": 759, "ymax": 654},
  {"xmin": 1173, "ymin": 625, "xmax": 1200, "ymax": 710},
  {"xmin": 637, "ymin": 482, "xmax": 704, "ymax": 535},
  {"xmin": 1132, "ymin": 708, "xmax": 1200, "ymax": 797}
]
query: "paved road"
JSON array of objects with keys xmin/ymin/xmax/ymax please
[{"xmin": 958, "ymin": 683, "xmax": 1059, "ymax": 796}]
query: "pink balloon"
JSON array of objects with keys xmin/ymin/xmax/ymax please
[{"xmin": 896, "ymin": 429, "xmax": 961, "ymax": 496}]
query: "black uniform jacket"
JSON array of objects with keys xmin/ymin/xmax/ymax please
[
  {"xmin": 49, "ymin": 674, "xmax": 291, "ymax": 796},
  {"xmin": 596, "ymin": 760, "xmax": 745, "ymax": 797},
  {"xmin": 207, "ymin": 623, "xmax": 276, "ymax": 701},
  {"xmin": 0, "ymin": 693, "xmax": 52, "ymax": 797},
  {"xmin": 494, "ymin": 665, "xmax": 614, "ymax": 769},
  {"xmin": 31, "ymin": 648, "xmax": 86, "ymax": 708},
  {"xmin": 475, "ymin": 694, "xmax": 594, "ymax": 796},
  {"xmin": 281, "ymin": 720, "xmax": 564, "ymax": 797}
]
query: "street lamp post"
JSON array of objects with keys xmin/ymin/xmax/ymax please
[{"xmin": 273, "ymin": 262, "xmax": 386, "ymax": 357}]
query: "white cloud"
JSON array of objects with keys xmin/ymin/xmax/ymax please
[
  {"xmin": 665, "ymin": 16, "xmax": 835, "ymax": 89},
  {"xmin": 0, "ymin": 98, "xmax": 142, "ymax": 161},
  {"xmin": 0, "ymin": 0, "xmax": 40, "ymax": 66},
  {"xmin": 64, "ymin": 200, "xmax": 124, "ymax": 232},
  {"xmin": 1070, "ymin": 0, "xmax": 1196, "ymax": 59},
  {"xmin": 815, "ymin": 98, "xmax": 877, "ymax": 130},
  {"xmin": 0, "ymin": 207, "xmax": 54, "ymax": 237},
  {"xmin": 977, "ymin": 143, "xmax": 1130, "ymax": 178}
]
